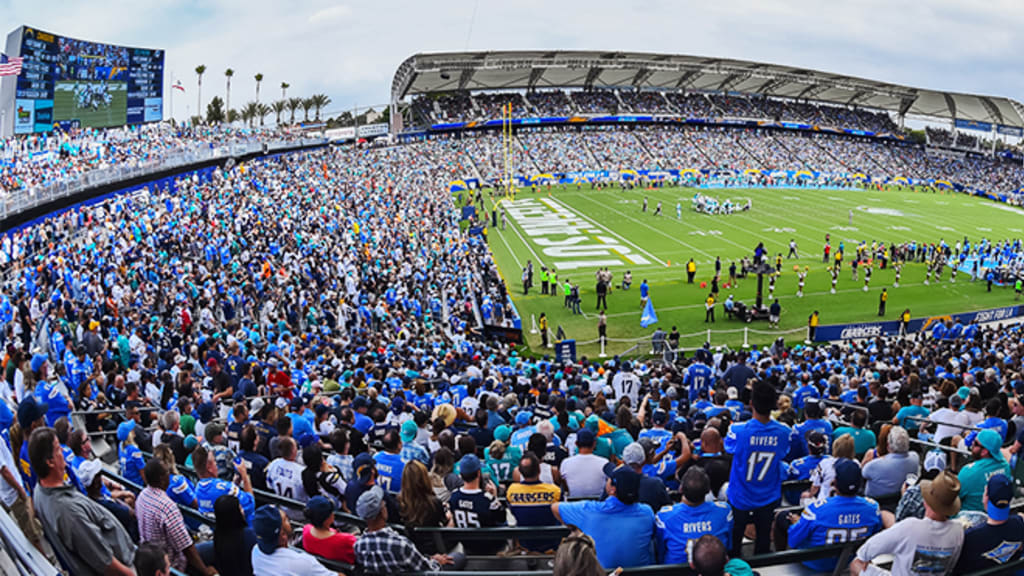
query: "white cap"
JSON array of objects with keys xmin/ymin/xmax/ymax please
[
  {"xmin": 250, "ymin": 397, "xmax": 266, "ymax": 415},
  {"xmin": 78, "ymin": 460, "xmax": 104, "ymax": 487},
  {"xmin": 924, "ymin": 449, "xmax": 946, "ymax": 473}
]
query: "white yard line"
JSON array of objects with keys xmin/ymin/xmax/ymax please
[{"xmin": 540, "ymin": 196, "xmax": 671, "ymax": 267}]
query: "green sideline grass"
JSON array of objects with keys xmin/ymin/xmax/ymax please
[{"xmin": 468, "ymin": 184, "xmax": 1024, "ymax": 357}]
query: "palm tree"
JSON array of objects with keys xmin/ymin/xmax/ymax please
[
  {"xmin": 311, "ymin": 94, "xmax": 332, "ymax": 121},
  {"xmin": 227, "ymin": 108, "xmax": 240, "ymax": 123},
  {"xmin": 287, "ymin": 97, "xmax": 302, "ymax": 125},
  {"xmin": 281, "ymin": 82, "xmax": 290, "ymax": 100},
  {"xmin": 195, "ymin": 65, "xmax": 206, "ymax": 120},
  {"xmin": 240, "ymin": 105, "xmax": 253, "ymax": 127},
  {"xmin": 272, "ymin": 100, "xmax": 287, "ymax": 125},
  {"xmin": 301, "ymin": 97, "xmax": 315, "ymax": 122},
  {"xmin": 224, "ymin": 68, "xmax": 235, "ymax": 121},
  {"xmin": 242, "ymin": 101, "xmax": 260, "ymax": 128},
  {"xmin": 258, "ymin": 103, "xmax": 272, "ymax": 127},
  {"xmin": 254, "ymin": 73, "xmax": 263, "ymax": 102}
]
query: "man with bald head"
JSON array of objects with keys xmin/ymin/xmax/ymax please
[{"xmin": 678, "ymin": 426, "xmax": 731, "ymax": 499}]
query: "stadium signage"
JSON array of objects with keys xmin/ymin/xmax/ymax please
[
  {"xmin": 503, "ymin": 197, "xmax": 653, "ymax": 270},
  {"xmin": 814, "ymin": 305, "xmax": 1023, "ymax": 342}
]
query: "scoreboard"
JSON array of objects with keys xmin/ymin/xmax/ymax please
[{"xmin": 9, "ymin": 26, "xmax": 164, "ymax": 133}]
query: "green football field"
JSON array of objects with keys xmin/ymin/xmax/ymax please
[
  {"xmin": 472, "ymin": 184, "xmax": 1024, "ymax": 357},
  {"xmin": 53, "ymin": 81, "xmax": 128, "ymax": 129}
]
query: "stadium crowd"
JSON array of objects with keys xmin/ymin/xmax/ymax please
[
  {"xmin": 0, "ymin": 123, "xmax": 304, "ymax": 203},
  {"xmin": 1, "ymin": 126, "xmax": 1024, "ymax": 576}
]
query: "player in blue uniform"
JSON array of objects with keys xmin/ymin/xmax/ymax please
[
  {"xmin": 373, "ymin": 431, "xmax": 406, "ymax": 493},
  {"xmin": 655, "ymin": 467, "xmax": 732, "ymax": 564},
  {"xmin": 725, "ymin": 382, "xmax": 791, "ymax": 556},
  {"xmin": 783, "ymin": 459, "xmax": 882, "ymax": 572}
]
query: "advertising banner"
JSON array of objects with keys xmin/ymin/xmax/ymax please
[{"xmin": 813, "ymin": 305, "xmax": 1022, "ymax": 341}]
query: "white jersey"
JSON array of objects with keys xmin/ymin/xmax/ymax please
[
  {"xmin": 611, "ymin": 371, "xmax": 641, "ymax": 408},
  {"xmin": 266, "ymin": 458, "xmax": 308, "ymax": 502}
]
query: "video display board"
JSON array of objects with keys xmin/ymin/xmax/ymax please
[{"xmin": 13, "ymin": 26, "xmax": 163, "ymax": 134}]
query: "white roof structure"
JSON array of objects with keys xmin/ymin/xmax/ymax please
[{"xmin": 391, "ymin": 50, "xmax": 1024, "ymax": 128}]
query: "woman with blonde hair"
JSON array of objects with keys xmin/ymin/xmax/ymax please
[
  {"xmin": 153, "ymin": 443, "xmax": 197, "ymax": 509},
  {"xmin": 400, "ymin": 460, "xmax": 450, "ymax": 555},
  {"xmin": 553, "ymin": 528, "xmax": 605, "ymax": 576}
]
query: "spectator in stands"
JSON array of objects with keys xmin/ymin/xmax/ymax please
[
  {"xmin": 231, "ymin": 424, "xmax": 265, "ymax": 487},
  {"xmin": 251, "ymin": 504, "xmax": 339, "ymax": 576},
  {"xmin": 78, "ymin": 459, "xmax": 139, "ymax": 542},
  {"xmin": 344, "ymin": 452, "xmax": 400, "ymax": 521},
  {"xmin": 807, "ymin": 433, "xmax": 857, "ymax": 500},
  {"xmin": 266, "ymin": 436, "xmax": 307, "ymax": 502},
  {"xmin": 861, "ymin": 426, "xmax": 919, "ymax": 499},
  {"xmin": 958, "ymin": 428, "xmax": 1012, "ymax": 511},
  {"xmin": 193, "ymin": 444, "xmax": 255, "ymax": 523},
  {"xmin": 0, "ymin": 415, "xmax": 43, "ymax": 552},
  {"xmin": 620, "ymin": 442, "xmax": 671, "ymax": 511},
  {"xmin": 17, "ymin": 396, "xmax": 50, "ymax": 491},
  {"xmin": 832, "ymin": 410, "xmax": 876, "ymax": 457},
  {"xmin": 160, "ymin": 410, "xmax": 188, "ymax": 465},
  {"xmin": 374, "ymin": 429, "xmax": 406, "ymax": 493},
  {"xmin": 507, "ymin": 452, "xmax": 562, "ymax": 552},
  {"xmin": 895, "ymin": 450, "xmax": 946, "ymax": 522},
  {"xmin": 552, "ymin": 464, "xmax": 655, "ymax": 568},
  {"xmin": 300, "ymin": 443, "xmax": 347, "ymax": 508},
  {"xmin": 784, "ymin": 429, "xmax": 827, "ymax": 505},
  {"xmin": 136, "ymin": 458, "xmax": 215, "ymax": 574},
  {"xmin": 301, "ymin": 495, "xmax": 357, "ymax": 564},
  {"xmin": 448, "ymin": 454, "xmax": 507, "ymax": 553},
  {"xmin": 552, "ymin": 528, "xmax": 604, "ymax": 576},
  {"xmin": 326, "ymin": 428, "xmax": 354, "ymax": 484},
  {"xmin": 430, "ymin": 447, "xmax": 463, "ymax": 503},
  {"xmin": 204, "ymin": 422, "xmax": 238, "ymax": 481},
  {"xmin": 851, "ymin": 470, "xmax": 964, "ymax": 576},
  {"xmin": 787, "ymin": 399, "xmax": 832, "ymax": 460},
  {"xmin": 30, "ymin": 427, "xmax": 137, "ymax": 576},
  {"xmin": 399, "ymin": 460, "xmax": 449, "ymax": 554},
  {"xmin": 153, "ymin": 444, "xmax": 197, "ymax": 510},
  {"xmin": 212, "ymin": 494, "xmax": 257, "ymax": 576},
  {"xmin": 134, "ymin": 542, "xmax": 170, "ymax": 576},
  {"xmin": 780, "ymin": 459, "xmax": 883, "ymax": 572},
  {"xmin": 558, "ymin": 428, "xmax": 608, "ymax": 498},
  {"xmin": 353, "ymin": 486, "xmax": 459, "ymax": 572},
  {"xmin": 688, "ymin": 535, "xmax": 725, "ymax": 576},
  {"xmin": 955, "ymin": 474, "xmax": 1023, "ymax": 572},
  {"xmin": 725, "ymin": 381, "xmax": 791, "ymax": 556},
  {"xmin": 117, "ymin": 419, "xmax": 146, "ymax": 486},
  {"xmin": 893, "ymin": 389, "xmax": 929, "ymax": 429},
  {"xmin": 400, "ymin": 419, "xmax": 431, "ymax": 467},
  {"xmin": 682, "ymin": 426, "xmax": 731, "ymax": 499},
  {"xmin": 656, "ymin": 466, "xmax": 732, "ymax": 564}
]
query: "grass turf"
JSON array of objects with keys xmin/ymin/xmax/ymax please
[
  {"xmin": 53, "ymin": 81, "xmax": 127, "ymax": 129},
  {"xmin": 472, "ymin": 184, "xmax": 1024, "ymax": 356}
]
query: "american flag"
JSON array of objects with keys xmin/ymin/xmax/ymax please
[{"xmin": 0, "ymin": 54, "xmax": 23, "ymax": 77}]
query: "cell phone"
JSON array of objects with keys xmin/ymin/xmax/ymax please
[{"xmin": 233, "ymin": 457, "xmax": 242, "ymax": 466}]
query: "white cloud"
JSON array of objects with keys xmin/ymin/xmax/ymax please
[{"xmin": 1, "ymin": 0, "xmax": 1023, "ymax": 120}]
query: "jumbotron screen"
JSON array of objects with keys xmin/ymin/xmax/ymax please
[{"xmin": 13, "ymin": 26, "xmax": 163, "ymax": 134}]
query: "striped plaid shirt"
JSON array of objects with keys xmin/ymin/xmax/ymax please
[
  {"xmin": 354, "ymin": 527, "xmax": 439, "ymax": 573},
  {"xmin": 136, "ymin": 486, "xmax": 193, "ymax": 571}
]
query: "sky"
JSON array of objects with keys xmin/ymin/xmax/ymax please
[{"xmin": 2, "ymin": 0, "xmax": 1023, "ymax": 122}]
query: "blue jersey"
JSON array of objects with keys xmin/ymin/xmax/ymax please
[
  {"xmin": 167, "ymin": 474, "xmax": 197, "ymax": 508},
  {"xmin": 788, "ymin": 419, "xmax": 833, "ymax": 461},
  {"xmin": 787, "ymin": 496, "xmax": 882, "ymax": 571},
  {"xmin": 725, "ymin": 418, "xmax": 791, "ymax": 510},
  {"xmin": 510, "ymin": 425, "xmax": 536, "ymax": 455},
  {"xmin": 791, "ymin": 385, "xmax": 819, "ymax": 411},
  {"xmin": 196, "ymin": 478, "xmax": 255, "ymax": 524},
  {"xmin": 642, "ymin": 458, "xmax": 679, "ymax": 491},
  {"xmin": 36, "ymin": 381, "xmax": 71, "ymax": 426},
  {"xmin": 784, "ymin": 454, "xmax": 825, "ymax": 504},
  {"xmin": 684, "ymin": 364, "xmax": 713, "ymax": 402},
  {"xmin": 655, "ymin": 500, "xmax": 733, "ymax": 564},
  {"xmin": 287, "ymin": 412, "xmax": 314, "ymax": 438},
  {"xmin": 119, "ymin": 443, "xmax": 146, "ymax": 486},
  {"xmin": 374, "ymin": 452, "xmax": 405, "ymax": 493},
  {"xmin": 638, "ymin": 428, "xmax": 673, "ymax": 454}
]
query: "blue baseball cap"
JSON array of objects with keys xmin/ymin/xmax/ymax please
[
  {"xmin": 116, "ymin": 420, "xmax": 137, "ymax": 443},
  {"xmin": 459, "ymin": 454, "xmax": 482, "ymax": 475},
  {"xmin": 298, "ymin": 433, "xmax": 319, "ymax": 449},
  {"xmin": 976, "ymin": 429, "xmax": 1005, "ymax": 462},
  {"xmin": 515, "ymin": 411, "xmax": 532, "ymax": 426},
  {"xmin": 353, "ymin": 452, "xmax": 375, "ymax": 481},
  {"xmin": 253, "ymin": 505, "xmax": 283, "ymax": 554},
  {"xmin": 576, "ymin": 428, "xmax": 596, "ymax": 448},
  {"xmin": 16, "ymin": 397, "xmax": 48, "ymax": 429},
  {"xmin": 834, "ymin": 459, "xmax": 862, "ymax": 495},
  {"xmin": 305, "ymin": 495, "xmax": 334, "ymax": 526},
  {"xmin": 986, "ymin": 474, "xmax": 1013, "ymax": 522}
]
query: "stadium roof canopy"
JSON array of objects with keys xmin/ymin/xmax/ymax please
[{"xmin": 391, "ymin": 50, "xmax": 1024, "ymax": 128}]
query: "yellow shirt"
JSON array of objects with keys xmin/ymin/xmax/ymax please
[{"xmin": 810, "ymin": 314, "xmax": 819, "ymax": 327}]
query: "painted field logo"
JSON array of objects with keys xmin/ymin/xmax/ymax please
[
  {"xmin": 840, "ymin": 325, "xmax": 883, "ymax": 339},
  {"xmin": 856, "ymin": 206, "xmax": 905, "ymax": 217},
  {"xmin": 504, "ymin": 198, "xmax": 654, "ymax": 270}
]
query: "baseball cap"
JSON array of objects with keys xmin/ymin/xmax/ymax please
[
  {"xmin": 576, "ymin": 428, "xmax": 596, "ymax": 448},
  {"xmin": 275, "ymin": 397, "xmax": 289, "ymax": 410},
  {"xmin": 253, "ymin": 505, "xmax": 283, "ymax": 554},
  {"xmin": 196, "ymin": 402, "xmax": 215, "ymax": 423},
  {"xmin": 289, "ymin": 397, "xmax": 304, "ymax": 410},
  {"xmin": 637, "ymin": 437, "xmax": 658, "ymax": 457},
  {"xmin": 77, "ymin": 460, "xmax": 104, "ymax": 487},
  {"xmin": 986, "ymin": 474, "xmax": 1013, "ymax": 522},
  {"xmin": 17, "ymin": 397, "xmax": 48, "ymax": 429},
  {"xmin": 352, "ymin": 396, "xmax": 368, "ymax": 409},
  {"xmin": 493, "ymin": 425, "xmax": 512, "ymax": 443},
  {"xmin": 400, "ymin": 420, "xmax": 418, "ymax": 443},
  {"xmin": 250, "ymin": 397, "xmax": 266, "ymax": 415},
  {"xmin": 606, "ymin": 465, "xmax": 641, "ymax": 504},
  {"xmin": 30, "ymin": 353, "xmax": 48, "ymax": 373},
  {"xmin": 206, "ymin": 357, "xmax": 218, "ymax": 368},
  {"xmin": 356, "ymin": 486, "xmax": 385, "ymax": 520},
  {"xmin": 834, "ymin": 459, "xmax": 861, "ymax": 495},
  {"xmin": 621, "ymin": 442, "xmax": 646, "ymax": 466},
  {"xmin": 305, "ymin": 495, "xmax": 334, "ymax": 526},
  {"xmin": 116, "ymin": 420, "xmax": 137, "ymax": 443},
  {"xmin": 515, "ymin": 411, "xmax": 532, "ymax": 426},
  {"xmin": 924, "ymin": 449, "xmax": 947, "ymax": 472},
  {"xmin": 976, "ymin": 429, "xmax": 1005, "ymax": 462},
  {"xmin": 298, "ymin": 433, "xmax": 320, "ymax": 450},
  {"xmin": 459, "ymin": 454, "xmax": 482, "ymax": 476},
  {"xmin": 205, "ymin": 422, "xmax": 225, "ymax": 441},
  {"xmin": 652, "ymin": 410, "xmax": 668, "ymax": 425},
  {"xmin": 949, "ymin": 394, "xmax": 963, "ymax": 408},
  {"xmin": 353, "ymin": 453, "xmax": 375, "ymax": 481}
]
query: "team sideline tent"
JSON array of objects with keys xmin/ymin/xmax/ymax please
[{"xmin": 391, "ymin": 50, "xmax": 1024, "ymax": 128}]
